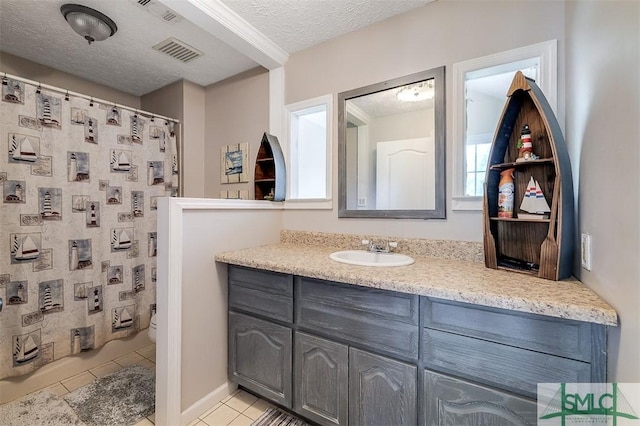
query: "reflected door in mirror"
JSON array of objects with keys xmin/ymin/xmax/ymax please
[{"xmin": 377, "ymin": 138, "xmax": 434, "ymax": 210}]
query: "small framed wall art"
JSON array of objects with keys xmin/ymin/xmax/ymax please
[{"xmin": 221, "ymin": 143, "xmax": 249, "ymax": 184}]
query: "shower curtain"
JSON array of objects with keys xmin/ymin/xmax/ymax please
[{"xmin": 0, "ymin": 77, "xmax": 179, "ymax": 379}]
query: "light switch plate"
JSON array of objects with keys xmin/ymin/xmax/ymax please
[{"xmin": 581, "ymin": 233, "xmax": 592, "ymax": 271}]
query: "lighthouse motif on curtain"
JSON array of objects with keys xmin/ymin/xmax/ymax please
[
  {"xmin": 147, "ymin": 161, "xmax": 164, "ymax": 186},
  {"xmin": 69, "ymin": 239, "xmax": 92, "ymax": 270},
  {"xmin": 39, "ymin": 279, "xmax": 63, "ymax": 313},
  {"xmin": 85, "ymin": 117, "xmax": 98, "ymax": 143},
  {"xmin": 86, "ymin": 201, "xmax": 100, "ymax": 227},
  {"xmin": 36, "ymin": 93, "xmax": 61, "ymax": 128},
  {"xmin": 67, "ymin": 151, "xmax": 90, "ymax": 181},
  {"xmin": 131, "ymin": 191, "xmax": 144, "ymax": 217},
  {"xmin": 38, "ymin": 188, "xmax": 62, "ymax": 220}
]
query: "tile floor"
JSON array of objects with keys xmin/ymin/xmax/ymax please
[{"xmin": 7, "ymin": 344, "xmax": 274, "ymax": 426}]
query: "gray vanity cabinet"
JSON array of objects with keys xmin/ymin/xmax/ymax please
[
  {"xmin": 349, "ymin": 348, "xmax": 417, "ymax": 426},
  {"xmin": 228, "ymin": 311, "xmax": 292, "ymax": 407},
  {"xmin": 423, "ymin": 370, "xmax": 537, "ymax": 426},
  {"xmin": 227, "ymin": 266, "xmax": 294, "ymax": 408},
  {"xmin": 225, "ymin": 265, "xmax": 607, "ymax": 426},
  {"xmin": 294, "ymin": 331, "xmax": 348, "ymax": 426}
]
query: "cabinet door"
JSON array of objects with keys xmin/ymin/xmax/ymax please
[
  {"xmin": 349, "ymin": 348, "xmax": 417, "ymax": 426},
  {"xmin": 228, "ymin": 311, "xmax": 292, "ymax": 407},
  {"xmin": 294, "ymin": 332, "xmax": 348, "ymax": 426},
  {"xmin": 423, "ymin": 370, "xmax": 537, "ymax": 426}
]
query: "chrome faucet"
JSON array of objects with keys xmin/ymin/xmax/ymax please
[{"xmin": 361, "ymin": 239, "xmax": 398, "ymax": 253}]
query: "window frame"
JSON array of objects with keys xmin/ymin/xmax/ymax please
[
  {"xmin": 283, "ymin": 94, "xmax": 333, "ymax": 209},
  {"xmin": 452, "ymin": 40, "xmax": 557, "ymax": 211}
]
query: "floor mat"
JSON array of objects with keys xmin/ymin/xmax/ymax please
[
  {"xmin": 64, "ymin": 364, "xmax": 155, "ymax": 426},
  {"xmin": 251, "ymin": 406, "xmax": 308, "ymax": 426},
  {"xmin": 0, "ymin": 390, "xmax": 84, "ymax": 426}
]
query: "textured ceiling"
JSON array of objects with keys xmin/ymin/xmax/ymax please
[
  {"xmin": 220, "ymin": 0, "xmax": 433, "ymax": 53},
  {"xmin": 0, "ymin": 0, "xmax": 433, "ymax": 96}
]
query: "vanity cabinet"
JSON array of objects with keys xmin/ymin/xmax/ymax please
[
  {"xmin": 294, "ymin": 332, "xmax": 348, "ymax": 425},
  {"xmin": 227, "ymin": 266, "xmax": 294, "ymax": 407},
  {"xmin": 226, "ymin": 265, "xmax": 607, "ymax": 425},
  {"xmin": 228, "ymin": 312, "xmax": 292, "ymax": 407},
  {"xmin": 423, "ymin": 370, "xmax": 537, "ymax": 426},
  {"xmin": 349, "ymin": 348, "xmax": 417, "ymax": 426}
]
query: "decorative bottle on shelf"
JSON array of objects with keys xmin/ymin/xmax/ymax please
[{"xmin": 498, "ymin": 168, "xmax": 515, "ymax": 218}]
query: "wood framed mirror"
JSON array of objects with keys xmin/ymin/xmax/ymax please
[{"xmin": 338, "ymin": 66, "xmax": 446, "ymax": 219}]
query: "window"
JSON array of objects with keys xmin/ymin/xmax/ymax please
[
  {"xmin": 452, "ymin": 40, "xmax": 557, "ymax": 210},
  {"xmin": 285, "ymin": 95, "xmax": 332, "ymax": 207}
]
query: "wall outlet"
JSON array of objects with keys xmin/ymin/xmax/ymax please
[
  {"xmin": 581, "ymin": 233, "xmax": 592, "ymax": 271},
  {"xmin": 357, "ymin": 197, "xmax": 367, "ymax": 207}
]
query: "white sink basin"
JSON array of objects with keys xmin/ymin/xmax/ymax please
[{"xmin": 329, "ymin": 250, "xmax": 414, "ymax": 267}]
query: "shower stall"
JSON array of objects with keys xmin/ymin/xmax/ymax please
[{"xmin": 0, "ymin": 74, "xmax": 179, "ymax": 387}]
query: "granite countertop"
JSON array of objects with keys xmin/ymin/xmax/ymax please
[{"xmin": 215, "ymin": 242, "xmax": 618, "ymax": 326}]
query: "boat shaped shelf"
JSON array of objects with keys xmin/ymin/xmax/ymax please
[
  {"xmin": 483, "ymin": 71, "xmax": 574, "ymax": 280},
  {"xmin": 254, "ymin": 132, "xmax": 286, "ymax": 201}
]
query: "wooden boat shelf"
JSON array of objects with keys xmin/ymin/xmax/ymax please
[
  {"xmin": 254, "ymin": 132, "xmax": 286, "ymax": 201},
  {"xmin": 483, "ymin": 71, "xmax": 574, "ymax": 281},
  {"xmin": 490, "ymin": 217, "xmax": 551, "ymax": 223},
  {"xmin": 489, "ymin": 158, "xmax": 554, "ymax": 170}
]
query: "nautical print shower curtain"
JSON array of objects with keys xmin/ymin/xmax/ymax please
[{"xmin": 0, "ymin": 77, "xmax": 179, "ymax": 379}]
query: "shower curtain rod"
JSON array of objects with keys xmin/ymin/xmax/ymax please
[{"xmin": 2, "ymin": 71, "xmax": 180, "ymax": 124}]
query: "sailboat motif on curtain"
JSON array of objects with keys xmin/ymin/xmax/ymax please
[
  {"xmin": 8, "ymin": 133, "xmax": 40, "ymax": 163},
  {"xmin": 13, "ymin": 330, "xmax": 40, "ymax": 366},
  {"xmin": 10, "ymin": 232, "xmax": 42, "ymax": 264},
  {"xmin": 111, "ymin": 149, "xmax": 132, "ymax": 172},
  {"xmin": 112, "ymin": 305, "xmax": 135, "ymax": 331},
  {"xmin": 111, "ymin": 228, "xmax": 133, "ymax": 251},
  {"xmin": 0, "ymin": 79, "xmax": 180, "ymax": 379}
]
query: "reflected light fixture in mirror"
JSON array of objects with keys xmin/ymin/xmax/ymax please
[
  {"xmin": 338, "ymin": 66, "xmax": 446, "ymax": 219},
  {"xmin": 397, "ymin": 80, "xmax": 435, "ymax": 102}
]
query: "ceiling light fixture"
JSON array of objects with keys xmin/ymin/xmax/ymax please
[
  {"xmin": 396, "ymin": 80, "xmax": 435, "ymax": 102},
  {"xmin": 60, "ymin": 4, "xmax": 118, "ymax": 45}
]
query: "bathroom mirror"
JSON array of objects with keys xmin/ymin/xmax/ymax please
[{"xmin": 338, "ymin": 66, "xmax": 446, "ymax": 219}]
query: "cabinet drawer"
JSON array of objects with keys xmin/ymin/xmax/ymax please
[
  {"xmin": 296, "ymin": 277, "xmax": 419, "ymax": 359},
  {"xmin": 423, "ymin": 328, "xmax": 591, "ymax": 399},
  {"xmin": 229, "ymin": 265, "xmax": 293, "ymax": 323},
  {"xmin": 422, "ymin": 297, "xmax": 593, "ymax": 361}
]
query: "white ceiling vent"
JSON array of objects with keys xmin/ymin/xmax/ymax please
[
  {"xmin": 153, "ymin": 38, "xmax": 203, "ymax": 63},
  {"xmin": 130, "ymin": 0, "xmax": 183, "ymax": 24}
]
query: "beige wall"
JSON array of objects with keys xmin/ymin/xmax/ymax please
[
  {"xmin": 565, "ymin": 1, "xmax": 640, "ymax": 382},
  {"xmin": 282, "ymin": 0, "xmax": 565, "ymax": 241},
  {"xmin": 0, "ymin": 51, "xmax": 140, "ymax": 108},
  {"xmin": 204, "ymin": 67, "xmax": 270, "ymax": 199},
  {"xmin": 142, "ymin": 80, "xmax": 207, "ymax": 198}
]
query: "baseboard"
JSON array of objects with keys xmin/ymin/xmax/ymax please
[
  {"xmin": 0, "ymin": 330, "xmax": 152, "ymax": 405},
  {"xmin": 180, "ymin": 381, "xmax": 238, "ymax": 426}
]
